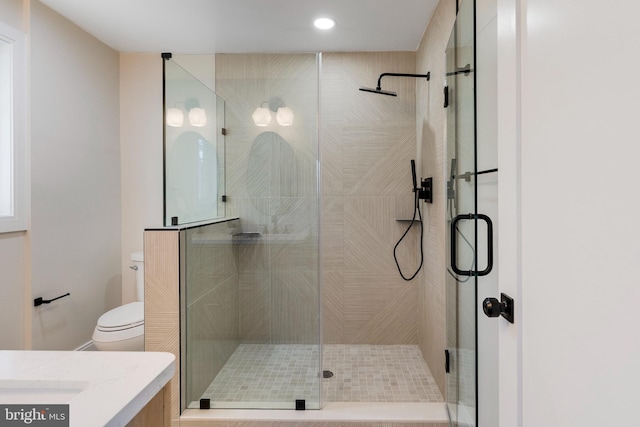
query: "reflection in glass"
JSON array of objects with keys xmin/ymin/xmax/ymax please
[
  {"xmin": 164, "ymin": 59, "xmax": 226, "ymax": 226},
  {"xmin": 168, "ymin": 131, "xmax": 217, "ymax": 223}
]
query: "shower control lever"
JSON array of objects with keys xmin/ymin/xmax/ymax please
[
  {"xmin": 417, "ymin": 177, "xmax": 433, "ymax": 203},
  {"xmin": 482, "ymin": 293, "xmax": 514, "ymax": 323}
]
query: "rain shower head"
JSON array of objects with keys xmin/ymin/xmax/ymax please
[
  {"xmin": 359, "ymin": 72, "xmax": 431, "ymax": 97},
  {"xmin": 359, "ymin": 86, "xmax": 397, "ymax": 96}
]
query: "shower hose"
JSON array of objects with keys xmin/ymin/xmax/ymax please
[{"xmin": 393, "ymin": 189, "xmax": 424, "ymax": 281}]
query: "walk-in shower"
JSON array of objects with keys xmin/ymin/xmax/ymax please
[
  {"xmin": 164, "ymin": 52, "xmax": 446, "ymax": 415},
  {"xmin": 152, "ymin": 1, "xmax": 492, "ymax": 425}
]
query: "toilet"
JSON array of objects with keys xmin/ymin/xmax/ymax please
[{"xmin": 92, "ymin": 251, "xmax": 145, "ymax": 351}]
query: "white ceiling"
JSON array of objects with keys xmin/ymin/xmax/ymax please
[{"xmin": 37, "ymin": 0, "xmax": 439, "ymax": 54}]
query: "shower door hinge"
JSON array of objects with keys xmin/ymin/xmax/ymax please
[
  {"xmin": 221, "ymin": 127, "xmax": 227, "ymax": 135},
  {"xmin": 445, "ymin": 349, "xmax": 450, "ymax": 373},
  {"xmin": 444, "ymin": 86, "xmax": 449, "ymax": 108}
]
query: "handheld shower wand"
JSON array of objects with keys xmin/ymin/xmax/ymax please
[{"xmin": 411, "ymin": 159, "xmax": 418, "ymax": 192}]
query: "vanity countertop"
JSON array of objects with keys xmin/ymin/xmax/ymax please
[{"xmin": 0, "ymin": 350, "xmax": 175, "ymax": 427}]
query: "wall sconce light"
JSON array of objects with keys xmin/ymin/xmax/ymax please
[
  {"xmin": 276, "ymin": 107, "xmax": 294, "ymax": 126},
  {"xmin": 188, "ymin": 107, "xmax": 207, "ymax": 127},
  {"xmin": 166, "ymin": 108, "xmax": 184, "ymax": 127},
  {"xmin": 252, "ymin": 97, "xmax": 294, "ymax": 127},
  {"xmin": 252, "ymin": 105, "xmax": 272, "ymax": 126},
  {"xmin": 166, "ymin": 98, "xmax": 207, "ymax": 127}
]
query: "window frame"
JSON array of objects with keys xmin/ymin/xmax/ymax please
[{"xmin": 0, "ymin": 21, "xmax": 27, "ymax": 233}]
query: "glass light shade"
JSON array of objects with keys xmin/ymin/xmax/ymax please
[
  {"xmin": 252, "ymin": 107, "xmax": 272, "ymax": 126},
  {"xmin": 314, "ymin": 17, "xmax": 335, "ymax": 30},
  {"xmin": 166, "ymin": 108, "xmax": 184, "ymax": 127},
  {"xmin": 276, "ymin": 107, "xmax": 294, "ymax": 126},
  {"xmin": 188, "ymin": 107, "xmax": 207, "ymax": 127}
]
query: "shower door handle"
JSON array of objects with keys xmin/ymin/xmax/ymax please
[{"xmin": 450, "ymin": 213, "xmax": 493, "ymax": 276}]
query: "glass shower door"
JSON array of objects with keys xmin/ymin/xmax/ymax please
[
  {"xmin": 179, "ymin": 53, "xmax": 321, "ymax": 412},
  {"xmin": 445, "ymin": 0, "xmax": 480, "ymax": 425}
]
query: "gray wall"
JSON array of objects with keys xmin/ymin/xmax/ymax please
[
  {"xmin": 0, "ymin": 0, "xmax": 121, "ymax": 350},
  {"xmin": 30, "ymin": 0, "xmax": 121, "ymax": 350},
  {"xmin": 0, "ymin": 0, "xmax": 28, "ymax": 351}
]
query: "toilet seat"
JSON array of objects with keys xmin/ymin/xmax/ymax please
[
  {"xmin": 96, "ymin": 302, "xmax": 144, "ymax": 331},
  {"xmin": 92, "ymin": 302, "xmax": 144, "ymax": 350}
]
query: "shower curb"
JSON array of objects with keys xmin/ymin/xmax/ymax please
[{"xmin": 180, "ymin": 402, "xmax": 449, "ymax": 426}]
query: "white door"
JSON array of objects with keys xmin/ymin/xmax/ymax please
[{"xmin": 497, "ymin": 0, "xmax": 640, "ymax": 425}]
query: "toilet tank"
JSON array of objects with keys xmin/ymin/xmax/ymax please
[{"xmin": 131, "ymin": 251, "xmax": 144, "ymax": 302}]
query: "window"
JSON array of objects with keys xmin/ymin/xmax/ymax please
[{"xmin": 0, "ymin": 21, "xmax": 27, "ymax": 233}]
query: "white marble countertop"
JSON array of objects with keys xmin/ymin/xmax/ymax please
[{"xmin": 0, "ymin": 350, "xmax": 175, "ymax": 427}]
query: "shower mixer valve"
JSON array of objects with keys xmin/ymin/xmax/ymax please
[{"xmin": 417, "ymin": 177, "xmax": 433, "ymax": 203}]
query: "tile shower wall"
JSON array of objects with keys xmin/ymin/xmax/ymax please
[
  {"xmin": 215, "ymin": 54, "xmax": 319, "ymax": 345},
  {"xmin": 214, "ymin": 48, "xmax": 445, "ymax": 362},
  {"xmin": 416, "ymin": 0, "xmax": 457, "ymax": 394},
  {"xmin": 320, "ymin": 52, "xmax": 420, "ymax": 345}
]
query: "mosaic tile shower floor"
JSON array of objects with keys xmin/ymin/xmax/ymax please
[{"xmin": 201, "ymin": 344, "xmax": 443, "ymax": 405}]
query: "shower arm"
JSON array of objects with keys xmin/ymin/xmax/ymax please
[{"xmin": 376, "ymin": 72, "xmax": 431, "ymax": 90}]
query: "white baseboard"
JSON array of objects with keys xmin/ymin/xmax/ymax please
[{"xmin": 75, "ymin": 341, "xmax": 98, "ymax": 351}]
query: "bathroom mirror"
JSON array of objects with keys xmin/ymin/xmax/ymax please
[{"xmin": 163, "ymin": 58, "xmax": 226, "ymax": 226}]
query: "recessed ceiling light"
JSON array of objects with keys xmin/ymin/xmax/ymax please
[{"xmin": 314, "ymin": 17, "xmax": 335, "ymax": 30}]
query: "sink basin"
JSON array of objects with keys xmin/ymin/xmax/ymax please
[{"xmin": 0, "ymin": 379, "xmax": 87, "ymax": 404}]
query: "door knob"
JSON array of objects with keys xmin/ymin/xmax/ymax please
[
  {"xmin": 482, "ymin": 293, "xmax": 514, "ymax": 323},
  {"xmin": 482, "ymin": 297, "xmax": 502, "ymax": 317}
]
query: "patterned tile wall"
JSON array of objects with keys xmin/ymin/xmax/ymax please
[
  {"xmin": 144, "ymin": 229, "xmax": 181, "ymax": 425},
  {"xmin": 320, "ymin": 52, "xmax": 421, "ymax": 345},
  {"xmin": 416, "ymin": 0, "xmax": 457, "ymax": 395}
]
